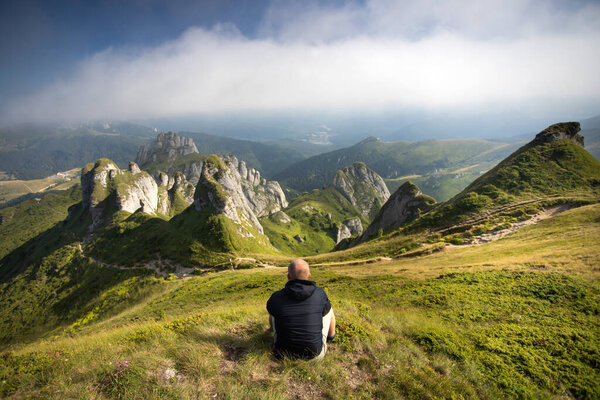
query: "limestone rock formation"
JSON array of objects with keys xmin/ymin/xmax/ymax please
[
  {"xmin": 81, "ymin": 158, "xmax": 196, "ymax": 229},
  {"xmin": 332, "ymin": 162, "xmax": 390, "ymax": 220},
  {"xmin": 222, "ymin": 155, "xmax": 288, "ymax": 217},
  {"xmin": 136, "ymin": 132, "xmax": 205, "ymax": 185},
  {"xmin": 336, "ymin": 217, "xmax": 363, "ymax": 244},
  {"xmin": 136, "ymin": 132, "xmax": 199, "ymax": 165},
  {"xmin": 361, "ymin": 181, "xmax": 435, "ymax": 242},
  {"xmin": 534, "ymin": 122, "xmax": 583, "ymax": 147},
  {"xmin": 194, "ymin": 155, "xmax": 263, "ymax": 235},
  {"xmin": 193, "ymin": 154, "xmax": 288, "ymax": 237},
  {"xmin": 81, "ymin": 159, "xmax": 159, "ymax": 228}
]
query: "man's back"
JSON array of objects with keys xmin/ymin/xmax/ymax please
[{"xmin": 267, "ymin": 279, "xmax": 331, "ymax": 359}]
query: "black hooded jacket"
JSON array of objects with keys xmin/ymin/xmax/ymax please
[{"xmin": 267, "ymin": 279, "xmax": 332, "ymax": 358}]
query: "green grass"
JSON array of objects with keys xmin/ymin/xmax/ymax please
[
  {"xmin": 0, "ymin": 185, "xmax": 82, "ymax": 259},
  {"xmin": 0, "ymin": 167, "xmax": 80, "ymax": 206},
  {"xmin": 0, "ymin": 200, "xmax": 599, "ymax": 399},
  {"xmin": 384, "ymin": 160, "xmax": 500, "ymax": 202},
  {"xmin": 402, "ymin": 139, "xmax": 600, "ymax": 234},
  {"xmin": 261, "ymin": 186, "xmax": 367, "ymax": 256},
  {"xmin": 86, "ymin": 205, "xmax": 275, "ymax": 269}
]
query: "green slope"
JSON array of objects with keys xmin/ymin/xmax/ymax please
[
  {"xmin": 1, "ymin": 203, "xmax": 598, "ymax": 398},
  {"xmin": 0, "ymin": 185, "xmax": 81, "ymax": 259},
  {"xmin": 381, "ymin": 124, "xmax": 600, "ymax": 246},
  {"xmin": 261, "ymin": 186, "xmax": 366, "ymax": 256},
  {"xmin": 275, "ymin": 136, "xmax": 515, "ymax": 192}
]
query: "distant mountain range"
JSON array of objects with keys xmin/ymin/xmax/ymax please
[{"xmin": 0, "ymin": 121, "xmax": 156, "ymax": 180}]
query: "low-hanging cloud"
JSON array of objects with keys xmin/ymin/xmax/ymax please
[{"xmin": 3, "ymin": 0, "xmax": 600, "ymax": 124}]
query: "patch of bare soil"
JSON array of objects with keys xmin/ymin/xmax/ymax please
[
  {"xmin": 344, "ymin": 354, "xmax": 372, "ymax": 390},
  {"xmin": 287, "ymin": 379, "xmax": 324, "ymax": 400},
  {"xmin": 468, "ymin": 204, "xmax": 572, "ymax": 245}
]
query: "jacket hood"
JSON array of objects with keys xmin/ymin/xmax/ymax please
[{"xmin": 283, "ymin": 279, "xmax": 317, "ymax": 301}]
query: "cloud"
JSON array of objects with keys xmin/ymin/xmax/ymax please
[{"xmin": 3, "ymin": 0, "xmax": 600, "ymax": 125}]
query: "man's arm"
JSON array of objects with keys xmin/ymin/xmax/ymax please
[
  {"xmin": 327, "ymin": 310, "xmax": 336, "ymax": 339},
  {"xmin": 269, "ymin": 314, "xmax": 275, "ymax": 330},
  {"xmin": 328, "ymin": 311, "xmax": 336, "ymax": 338}
]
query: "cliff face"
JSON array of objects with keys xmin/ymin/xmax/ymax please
[
  {"xmin": 361, "ymin": 181, "xmax": 435, "ymax": 242},
  {"xmin": 331, "ymin": 162, "xmax": 390, "ymax": 220},
  {"xmin": 336, "ymin": 217, "xmax": 363, "ymax": 244},
  {"xmin": 136, "ymin": 132, "xmax": 205, "ymax": 185},
  {"xmin": 193, "ymin": 155, "xmax": 288, "ymax": 237},
  {"xmin": 81, "ymin": 159, "xmax": 196, "ymax": 229},
  {"xmin": 194, "ymin": 155, "xmax": 263, "ymax": 236},
  {"xmin": 136, "ymin": 132, "xmax": 199, "ymax": 165},
  {"xmin": 223, "ymin": 155, "xmax": 288, "ymax": 218}
]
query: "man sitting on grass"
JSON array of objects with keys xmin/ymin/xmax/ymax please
[{"xmin": 267, "ymin": 258, "xmax": 336, "ymax": 360}]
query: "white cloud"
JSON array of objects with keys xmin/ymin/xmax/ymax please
[{"xmin": 3, "ymin": 0, "xmax": 600, "ymax": 124}]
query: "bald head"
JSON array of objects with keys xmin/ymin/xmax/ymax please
[{"xmin": 287, "ymin": 258, "xmax": 311, "ymax": 280}]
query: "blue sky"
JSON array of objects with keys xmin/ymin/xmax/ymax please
[{"xmin": 1, "ymin": 0, "xmax": 599, "ymax": 135}]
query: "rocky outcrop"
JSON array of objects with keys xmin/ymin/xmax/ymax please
[
  {"xmin": 136, "ymin": 132, "xmax": 205, "ymax": 185},
  {"xmin": 193, "ymin": 154, "xmax": 288, "ymax": 237},
  {"xmin": 361, "ymin": 181, "xmax": 435, "ymax": 242},
  {"xmin": 534, "ymin": 122, "xmax": 583, "ymax": 147},
  {"xmin": 194, "ymin": 155, "xmax": 265, "ymax": 235},
  {"xmin": 272, "ymin": 211, "xmax": 291, "ymax": 224},
  {"xmin": 336, "ymin": 217, "xmax": 363, "ymax": 243},
  {"xmin": 136, "ymin": 132, "xmax": 199, "ymax": 165},
  {"xmin": 332, "ymin": 162, "xmax": 390, "ymax": 220},
  {"xmin": 81, "ymin": 158, "xmax": 196, "ymax": 229},
  {"xmin": 223, "ymin": 155, "xmax": 288, "ymax": 217}
]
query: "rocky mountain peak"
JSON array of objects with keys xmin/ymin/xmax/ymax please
[
  {"xmin": 194, "ymin": 155, "xmax": 264, "ymax": 235},
  {"xmin": 193, "ymin": 154, "xmax": 288, "ymax": 237},
  {"xmin": 331, "ymin": 162, "xmax": 390, "ymax": 220},
  {"xmin": 360, "ymin": 181, "xmax": 435, "ymax": 242},
  {"xmin": 81, "ymin": 157, "xmax": 197, "ymax": 230},
  {"xmin": 534, "ymin": 122, "xmax": 583, "ymax": 147},
  {"xmin": 135, "ymin": 131, "xmax": 199, "ymax": 165}
]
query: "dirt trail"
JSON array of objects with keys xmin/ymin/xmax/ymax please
[
  {"xmin": 75, "ymin": 243, "xmax": 195, "ymax": 278},
  {"xmin": 234, "ymin": 257, "xmax": 281, "ymax": 268},
  {"xmin": 468, "ymin": 204, "xmax": 571, "ymax": 245}
]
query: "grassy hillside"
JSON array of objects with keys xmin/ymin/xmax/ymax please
[
  {"xmin": 261, "ymin": 186, "xmax": 366, "ymax": 256},
  {"xmin": 406, "ymin": 133, "xmax": 600, "ymax": 237},
  {"xmin": 275, "ymin": 137, "xmax": 516, "ymax": 192},
  {"xmin": 385, "ymin": 159, "xmax": 502, "ymax": 202},
  {"xmin": 0, "ymin": 123, "xmax": 153, "ymax": 180},
  {"xmin": 1, "ymin": 203, "xmax": 598, "ymax": 399},
  {"xmin": 0, "ymin": 168, "xmax": 80, "ymax": 206},
  {"xmin": 0, "ymin": 185, "xmax": 82, "ymax": 259}
]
